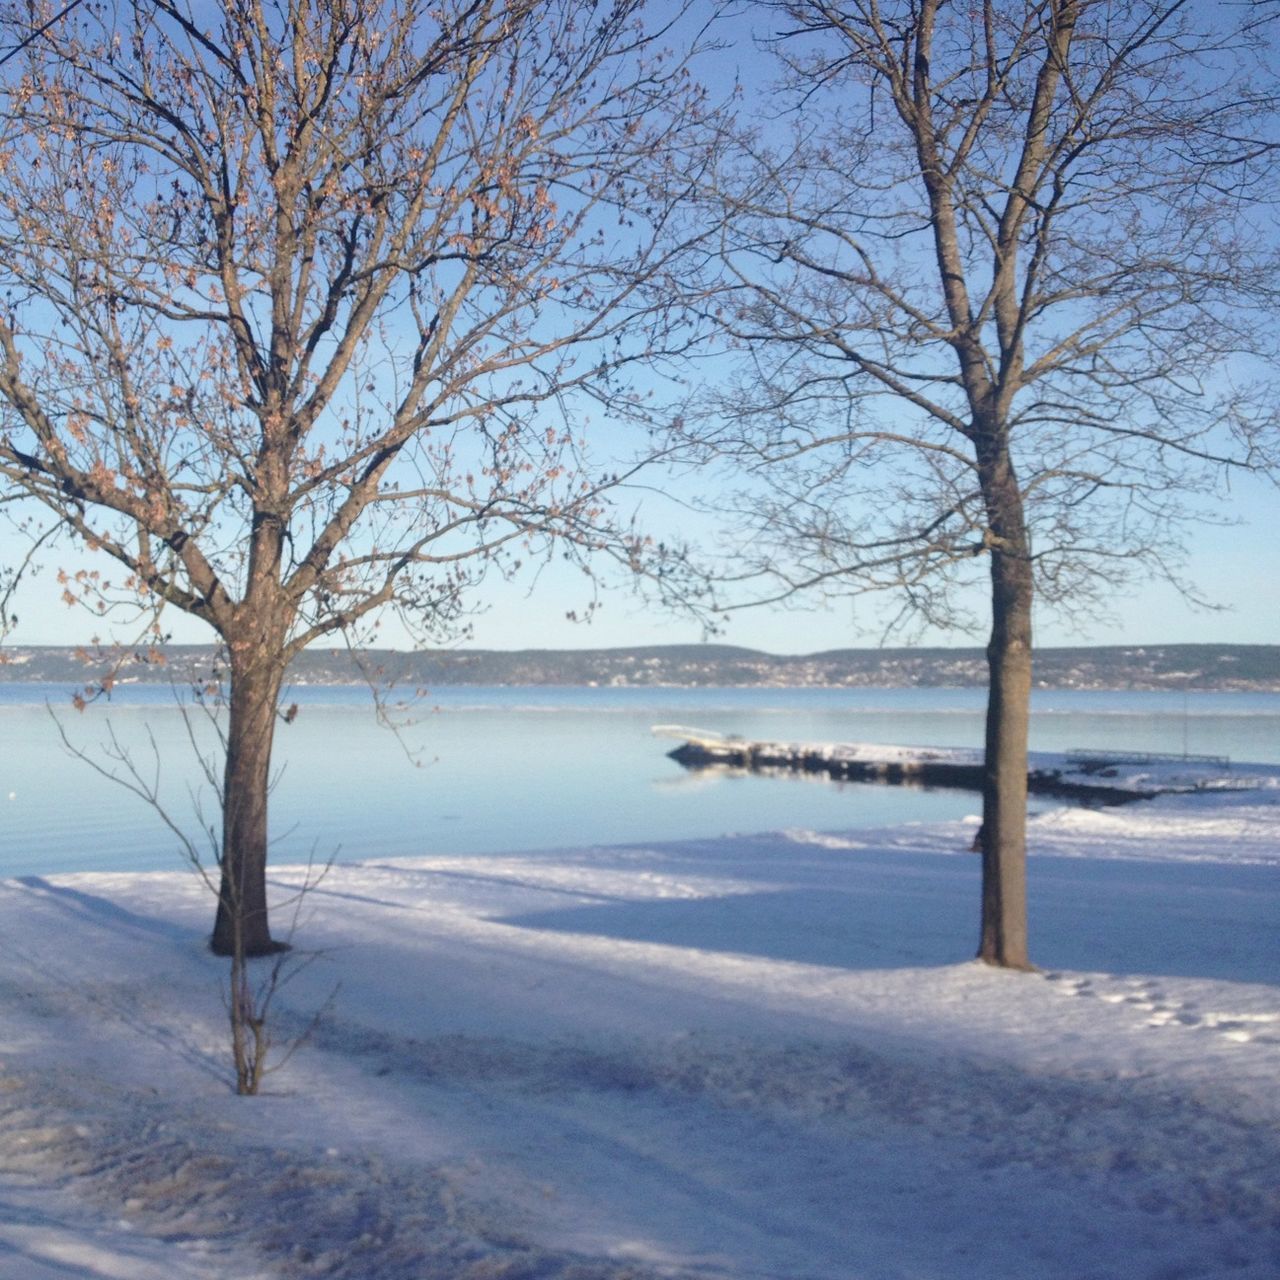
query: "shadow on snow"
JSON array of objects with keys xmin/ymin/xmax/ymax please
[{"xmin": 496, "ymin": 852, "xmax": 1280, "ymax": 983}]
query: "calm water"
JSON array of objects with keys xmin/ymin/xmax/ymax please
[{"xmin": 2, "ymin": 683, "xmax": 1277, "ymax": 877}]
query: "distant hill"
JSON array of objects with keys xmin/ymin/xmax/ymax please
[{"xmin": 1, "ymin": 642, "xmax": 1276, "ymax": 691}]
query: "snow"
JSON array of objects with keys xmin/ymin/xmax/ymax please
[
  {"xmin": 1, "ymin": 785, "xmax": 1277, "ymax": 1278},
  {"xmin": 656, "ymin": 726, "xmax": 1280, "ymax": 798}
]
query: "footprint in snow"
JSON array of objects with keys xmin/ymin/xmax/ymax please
[
  {"xmin": 1044, "ymin": 975, "xmax": 1278, "ymax": 1046},
  {"xmin": 1139, "ymin": 999, "xmax": 1278, "ymax": 1045},
  {"xmin": 1199, "ymin": 1011, "xmax": 1280, "ymax": 1045},
  {"xmin": 1044, "ymin": 973, "xmax": 1094, "ymax": 997}
]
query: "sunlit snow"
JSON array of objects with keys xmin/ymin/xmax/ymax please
[{"xmin": 1, "ymin": 779, "xmax": 1276, "ymax": 1278}]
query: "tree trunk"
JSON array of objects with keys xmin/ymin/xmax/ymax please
[
  {"xmin": 977, "ymin": 442, "xmax": 1034, "ymax": 970},
  {"xmin": 210, "ymin": 646, "xmax": 286, "ymax": 957}
]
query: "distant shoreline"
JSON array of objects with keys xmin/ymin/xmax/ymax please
[{"xmin": 1, "ymin": 642, "xmax": 1277, "ymax": 692}]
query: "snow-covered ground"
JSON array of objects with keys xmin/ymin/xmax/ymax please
[{"xmin": 1, "ymin": 781, "xmax": 1277, "ymax": 1279}]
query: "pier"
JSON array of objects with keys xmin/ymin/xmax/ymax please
[{"xmin": 655, "ymin": 727, "xmax": 1172, "ymax": 805}]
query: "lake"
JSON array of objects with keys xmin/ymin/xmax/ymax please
[{"xmin": 2, "ymin": 683, "xmax": 1277, "ymax": 878}]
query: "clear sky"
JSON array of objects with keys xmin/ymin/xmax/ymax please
[
  {"xmin": 427, "ymin": 484, "xmax": 1280, "ymax": 653},
  {"xmin": 3, "ymin": 458, "xmax": 1274, "ymax": 654},
  {"xmin": 1, "ymin": 3, "xmax": 1275, "ymax": 657}
]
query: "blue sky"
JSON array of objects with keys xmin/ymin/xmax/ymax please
[
  {"xmin": 1, "ymin": 3, "xmax": 1275, "ymax": 657},
  {"xmin": 3, "ymin": 456, "xmax": 1274, "ymax": 653},
  {"xmin": 451, "ymin": 478, "xmax": 1279, "ymax": 653}
]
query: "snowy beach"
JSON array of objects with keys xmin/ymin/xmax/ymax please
[{"xmin": 1, "ymin": 777, "xmax": 1278, "ymax": 1279}]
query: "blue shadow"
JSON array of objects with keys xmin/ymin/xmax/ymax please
[{"xmin": 497, "ymin": 851, "xmax": 1280, "ymax": 982}]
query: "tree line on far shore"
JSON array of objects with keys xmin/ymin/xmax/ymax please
[{"xmin": 3, "ymin": 643, "xmax": 1277, "ymax": 691}]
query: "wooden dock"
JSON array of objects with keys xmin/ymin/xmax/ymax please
[{"xmin": 654, "ymin": 727, "xmax": 1156, "ymax": 805}]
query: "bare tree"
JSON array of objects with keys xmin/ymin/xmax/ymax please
[
  {"xmin": 0, "ymin": 0, "xmax": 712, "ymax": 955},
  {"xmin": 51, "ymin": 665, "xmax": 334, "ymax": 1095},
  {"xmin": 0, "ymin": 517, "xmax": 29, "ymax": 643},
  {"xmin": 690, "ymin": 0, "xmax": 1278, "ymax": 966},
  {"xmin": 0, "ymin": 499, "xmax": 56, "ymax": 645}
]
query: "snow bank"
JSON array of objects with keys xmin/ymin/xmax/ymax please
[{"xmin": 1, "ymin": 788, "xmax": 1277, "ymax": 1278}]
